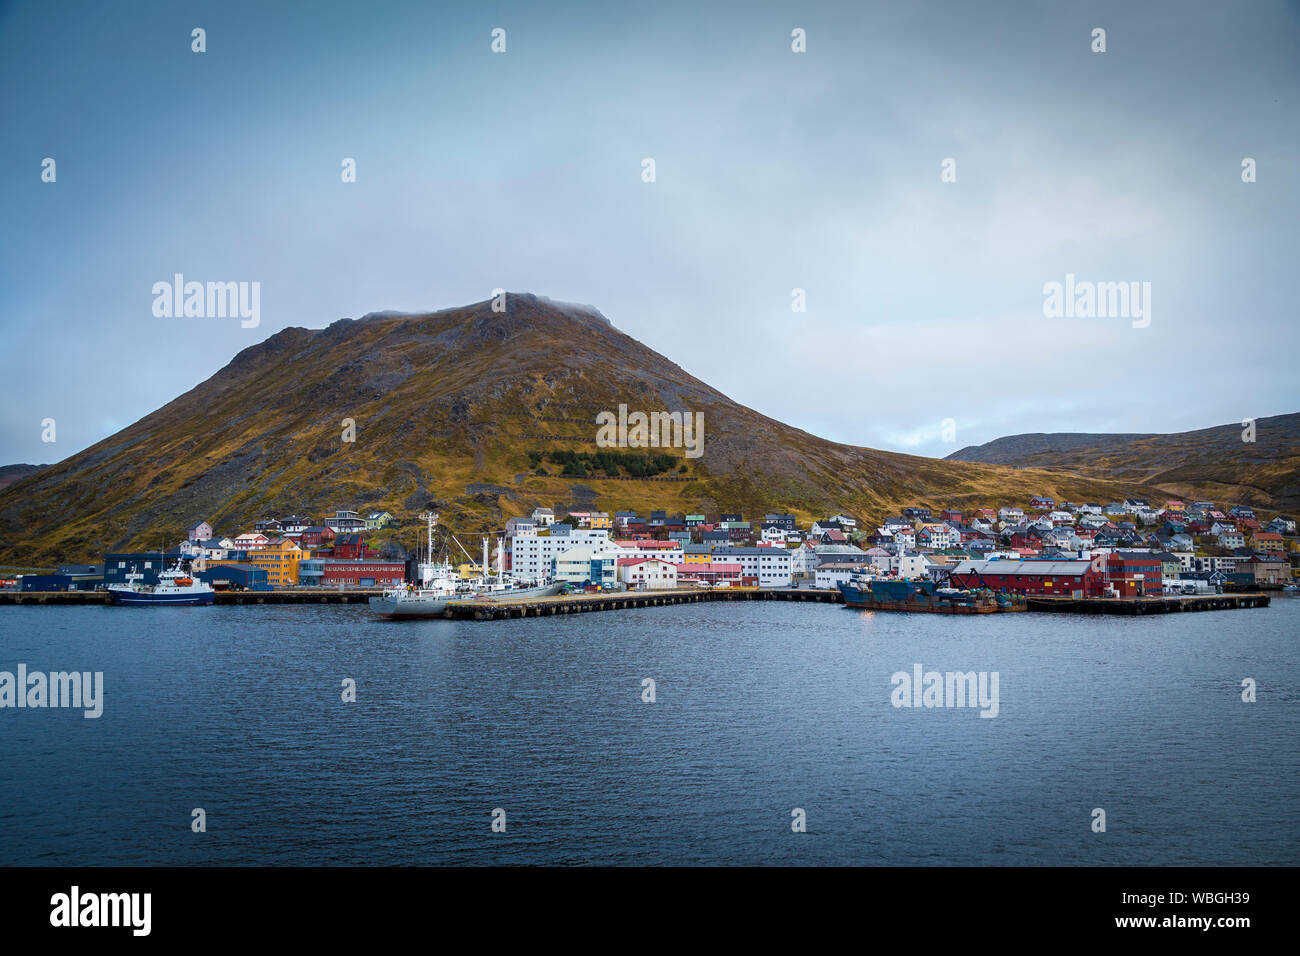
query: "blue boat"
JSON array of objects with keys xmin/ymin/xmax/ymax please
[
  {"xmin": 838, "ymin": 575, "xmax": 998, "ymax": 614},
  {"xmin": 107, "ymin": 560, "xmax": 215, "ymax": 606}
]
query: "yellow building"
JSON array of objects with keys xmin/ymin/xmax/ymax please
[
  {"xmin": 1253, "ymin": 532, "xmax": 1284, "ymax": 553},
  {"xmin": 239, "ymin": 537, "xmax": 303, "ymax": 587}
]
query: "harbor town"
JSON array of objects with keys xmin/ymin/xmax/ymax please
[{"xmin": 2, "ymin": 496, "xmax": 1293, "ymax": 614}]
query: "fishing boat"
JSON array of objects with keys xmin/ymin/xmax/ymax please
[
  {"xmin": 467, "ymin": 580, "xmax": 564, "ymax": 602},
  {"xmin": 107, "ymin": 559, "xmax": 215, "ymax": 606},
  {"xmin": 368, "ymin": 572, "xmax": 462, "ymax": 619},
  {"xmin": 369, "ymin": 512, "xmax": 559, "ymax": 618},
  {"xmin": 838, "ymin": 576, "xmax": 998, "ymax": 614}
]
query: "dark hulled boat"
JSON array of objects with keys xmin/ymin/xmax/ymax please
[{"xmin": 838, "ymin": 577, "xmax": 998, "ymax": 614}]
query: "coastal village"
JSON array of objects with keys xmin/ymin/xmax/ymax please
[{"xmin": 6, "ymin": 496, "xmax": 1298, "ymax": 597}]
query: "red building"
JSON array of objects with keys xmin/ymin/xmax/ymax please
[
  {"xmin": 320, "ymin": 560, "xmax": 405, "ymax": 587},
  {"xmin": 294, "ymin": 526, "xmax": 336, "ymax": 549},
  {"xmin": 1106, "ymin": 551, "xmax": 1163, "ymax": 596},
  {"xmin": 331, "ymin": 533, "xmax": 374, "ymax": 560},
  {"xmin": 949, "ymin": 559, "xmax": 1104, "ymax": 597}
]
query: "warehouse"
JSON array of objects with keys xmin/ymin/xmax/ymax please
[
  {"xmin": 320, "ymin": 560, "xmax": 405, "ymax": 587},
  {"xmin": 948, "ymin": 559, "xmax": 1104, "ymax": 597},
  {"xmin": 196, "ymin": 564, "xmax": 269, "ymax": 590}
]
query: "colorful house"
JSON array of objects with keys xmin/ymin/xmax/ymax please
[
  {"xmin": 1253, "ymin": 532, "xmax": 1284, "ymax": 553},
  {"xmin": 240, "ymin": 537, "xmax": 303, "ymax": 587}
]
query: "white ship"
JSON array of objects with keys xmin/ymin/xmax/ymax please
[
  {"xmin": 369, "ymin": 513, "xmax": 560, "ymax": 619},
  {"xmin": 108, "ymin": 558, "xmax": 215, "ymax": 606}
]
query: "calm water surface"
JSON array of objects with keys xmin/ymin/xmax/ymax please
[{"xmin": 1, "ymin": 597, "xmax": 1297, "ymax": 865}]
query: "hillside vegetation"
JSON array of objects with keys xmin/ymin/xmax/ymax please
[{"xmin": 0, "ymin": 294, "xmax": 1190, "ymax": 564}]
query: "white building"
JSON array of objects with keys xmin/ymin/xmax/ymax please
[
  {"xmin": 510, "ymin": 529, "xmax": 611, "ymax": 579},
  {"xmin": 918, "ymin": 525, "xmax": 958, "ymax": 550},
  {"xmin": 814, "ymin": 562, "xmax": 868, "ymax": 589},
  {"xmin": 896, "ymin": 552, "xmax": 932, "ymax": 579},
  {"xmin": 711, "ymin": 547, "xmax": 792, "ymax": 587},
  {"xmin": 530, "ymin": 507, "xmax": 555, "ymax": 527},
  {"xmin": 618, "ymin": 557, "xmax": 678, "ymax": 590},
  {"xmin": 554, "ymin": 546, "xmax": 618, "ymax": 587}
]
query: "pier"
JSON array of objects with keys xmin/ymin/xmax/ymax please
[
  {"xmin": 0, "ymin": 588, "xmax": 385, "ymax": 606},
  {"xmin": 1025, "ymin": 593, "xmax": 1270, "ymax": 614},
  {"xmin": 443, "ymin": 587, "xmax": 843, "ymax": 620},
  {"xmin": 0, "ymin": 588, "xmax": 1274, "ymax": 616}
]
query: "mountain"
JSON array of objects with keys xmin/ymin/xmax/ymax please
[
  {"xmin": 0, "ymin": 464, "xmax": 45, "ymax": 493},
  {"xmin": 0, "ymin": 294, "xmax": 1180, "ymax": 564},
  {"xmin": 947, "ymin": 413, "xmax": 1300, "ymax": 512}
]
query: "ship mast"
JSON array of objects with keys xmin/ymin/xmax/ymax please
[{"xmin": 419, "ymin": 511, "xmax": 439, "ymax": 566}]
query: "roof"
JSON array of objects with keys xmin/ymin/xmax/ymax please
[
  {"xmin": 952, "ymin": 559, "xmax": 1094, "ymax": 575},
  {"xmin": 814, "ymin": 544, "xmax": 867, "ymax": 555}
]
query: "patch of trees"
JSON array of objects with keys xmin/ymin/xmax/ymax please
[{"xmin": 531, "ymin": 448, "xmax": 678, "ymax": 478}]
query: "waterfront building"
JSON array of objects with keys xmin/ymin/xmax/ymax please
[
  {"xmin": 710, "ymin": 547, "xmax": 792, "ymax": 587},
  {"xmin": 196, "ymin": 563, "xmax": 268, "ymax": 590},
  {"xmin": 511, "ymin": 528, "xmax": 612, "ymax": 580},
  {"xmin": 319, "ymin": 559, "xmax": 404, "ymax": 587},
  {"xmin": 617, "ymin": 557, "xmax": 678, "ymax": 590},
  {"xmin": 949, "ymin": 559, "xmax": 1103, "ymax": 597}
]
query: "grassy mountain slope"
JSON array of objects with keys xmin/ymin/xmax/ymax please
[
  {"xmin": 0, "ymin": 464, "xmax": 45, "ymax": 493},
  {"xmin": 0, "ymin": 294, "xmax": 1176, "ymax": 564},
  {"xmin": 947, "ymin": 413, "xmax": 1300, "ymax": 513}
]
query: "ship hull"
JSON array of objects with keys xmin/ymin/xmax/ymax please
[
  {"xmin": 107, "ymin": 588, "xmax": 215, "ymax": 606},
  {"xmin": 838, "ymin": 584, "xmax": 997, "ymax": 614},
  {"xmin": 473, "ymin": 584, "xmax": 564, "ymax": 602},
  {"xmin": 840, "ymin": 595, "xmax": 996, "ymax": 614},
  {"xmin": 368, "ymin": 595, "xmax": 452, "ymax": 619}
]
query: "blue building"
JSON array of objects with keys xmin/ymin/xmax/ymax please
[
  {"xmin": 196, "ymin": 564, "xmax": 269, "ymax": 590},
  {"xmin": 103, "ymin": 552, "xmax": 186, "ymax": 586},
  {"xmin": 19, "ymin": 574, "xmax": 73, "ymax": 592}
]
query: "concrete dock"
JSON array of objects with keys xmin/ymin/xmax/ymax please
[
  {"xmin": 0, "ymin": 587, "xmax": 1273, "ymax": 617},
  {"xmin": 0, "ymin": 588, "xmax": 384, "ymax": 606},
  {"xmin": 1026, "ymin": 592, "xmax": 1271, "ymax": 614},
  {"xmin": 443, "ymin": 587, "xmax": 841, "ymax": 620}
]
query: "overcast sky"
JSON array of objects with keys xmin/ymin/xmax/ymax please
[{"xmin": 2, "ymin": 0, "xmax": 1297, "ymax": 466}]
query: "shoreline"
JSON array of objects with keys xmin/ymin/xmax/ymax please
[{"xmin": 0, "ymin": 587, "xmax": 1274, "ymax": 617}]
